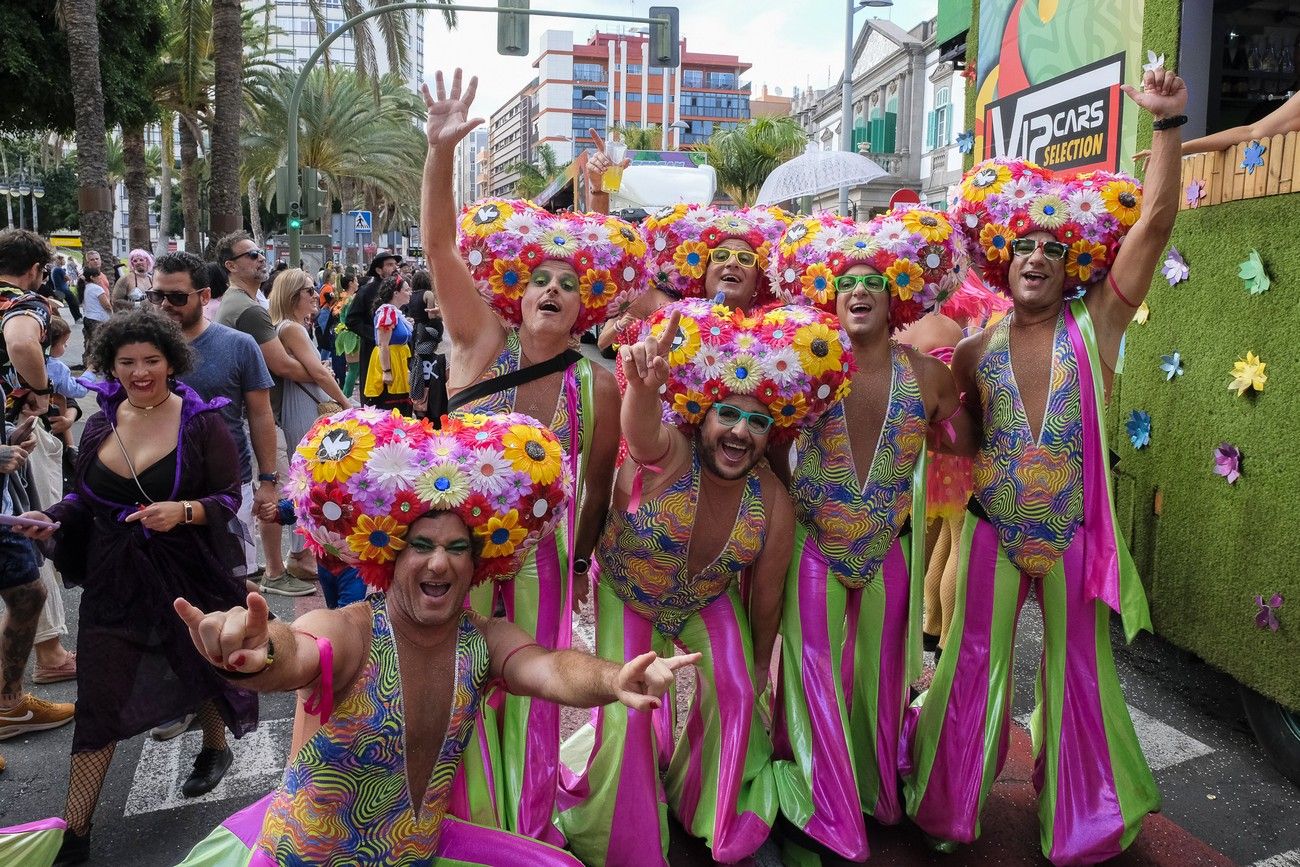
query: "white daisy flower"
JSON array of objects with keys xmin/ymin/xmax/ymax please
[
  {"xmin": 466, "ymin": 446, "xmax": 515, "ymax": 496},
  {"xmin": 365, "ymin": 441, "xmax": 422, "ymax": 492},
  {"xmin": 1001, "ymin": 176, "xmax": 1037, "ymax": 206},
  {"xmin": 765, "ymin": 347, "xmax": 803, "ymax": 387},
  {"xmin": 504, "ymin": 212, "xmax": 542, "ymax": 242},
  {"xmin": 1067, "ymin": 188, "xmax": 1105, "ymax": 224}
]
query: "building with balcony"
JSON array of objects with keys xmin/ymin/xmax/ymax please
[
  {"xmin": 487, "ymin": 78, "xmax": 538, "ymax": 199},
  {"xmin": 454, "ymin": 128, "xmax": 489, "ymax": 209},
  {"xmin": 791, "ymin": 18, "xmax": 934, "ymax": 216}
]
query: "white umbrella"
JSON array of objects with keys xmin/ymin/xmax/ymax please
[{"xmin": 755, "ymin": 142, "xmax": 891, "ymax": 206}]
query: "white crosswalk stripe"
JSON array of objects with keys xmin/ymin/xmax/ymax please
[
  {"xmin": 1014, "ymin": 704, "xmax": 1214, "ymax": 773},
  {"xmin": 1250, "ymin": 851, "xmax": 1300, "ymax": 867}
]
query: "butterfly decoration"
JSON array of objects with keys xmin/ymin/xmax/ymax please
[
  {"xmin": 956, "ymin": 131, "xmax": 975, "ymax": 154},
  {"xmin": 1162, "ymin": 247, "xmax": 1189, "ymax": 286},
  {"xmin": 1241, "ymin": 140, "xmax": 1267, "ymax": 175},
  {"xmin": 1254, "ymin": 593, "xmax": 1284, "ymax": 632},
  {"xmin": 1160, "ymin": 352, "xmax": 1183, "ymax": 381},
  {"xmin": 1238, "ymin": 249, "xmax": 1270, "ymax": 294},
  {"xmin": 1126, "ymin": 410, "xmax": 1151, "ymax": 449},
  {"xmin": 1185, "ymin": 179, "xmax": 1205, "ymax": 208},
  {"xmin": 1214, "ymin": 442, "xmax": 1241, "ymax": 484}
]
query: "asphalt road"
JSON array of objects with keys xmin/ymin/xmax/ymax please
[{"xmin": 1, "ymin": 330, "xmax": 1297, "ymax": 865}]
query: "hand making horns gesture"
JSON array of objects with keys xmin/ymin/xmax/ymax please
[{"xmin": 174, "ymin": 592, "xmax": 273, "ymax": 674}]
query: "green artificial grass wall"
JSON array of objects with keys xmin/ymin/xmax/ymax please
[{"xmin": 1111, "ymin": 193, "xmax": 1300, "ymax": 710}]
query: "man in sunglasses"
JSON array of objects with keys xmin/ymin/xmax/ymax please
[
  {"xmin": 559, "ymin": 299, "xmax": 852, "ymax": 866},
  {"xmin": 901, "ymin": 67, "xmax": 1186, "ymax": 864}
]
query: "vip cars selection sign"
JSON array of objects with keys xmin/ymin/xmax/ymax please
[{"xmin": 982, "ymin": 54, "xmax": 1124, "ymax": 173}]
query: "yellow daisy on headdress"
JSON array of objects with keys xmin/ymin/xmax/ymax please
[
  {"xmin": 299, "ymin": 417, "xmax": 376, "ymax": 484},
  {"xmin": 793, "ymin": 321, "xmax": 842, "ymax": 377},
  {"xmin": 779, "ymin": 220, "xmax": 818, "ymax": 256},
  {"xmin": 578, "ymin": 269, "xmax": 614, "ymax": 309},
  {"xmin": 722, "ymin": 353, "xmax": 762, "ymax": 394},
  {"xmin": 671, "ymin": 390, "xmax": 709, "ymax": 425},
  {"xmin": 962, "ymin": 163, "xmax": 1011, "ymax": 201},
  {"xmin": 884, "ymin": 258, "xmax": 926, "ymax": 302},
  {"xmin": 674, "ymin": 240, "xmax": 710, "ymax": 279},
  {"xmin": 462, "ymin": 201, "xmax": 514, "ymax": 237},
  {"xmin": 800, "ymin": 263, "xmax": 837, "ymax": 306},
  {"xmin": 610, "ymin": 223, "xmax": 647, "ymax": 257},
  {"xmin": 653, "ymin": 314, "xmax": 700, "ymax": 366},
  {"xmin": 502, "ymin": 424, "xmax": 563, "ymax": 484},
  {"xmin": 902, "ymin": 209, "xmax": 953, "ymax": 243},
  {"xmin": 979, "ymin": 223, "xmax": 1014, "ymax": 264},
  {"xmin": 1066, "ymin": 240, "xmax": 1107, "ymax": 282},
  {"xmin": 1101, "ymin": 180, "xmax": 1142, "ymax": 226},
  {"xmin": 347, "ymin": 513, "xmax": 408, "ymax": 563},
  {"xmin": 479, "ymin": 509, "xmax": 527, "ymax": 558},
  {"xmin": 769, "ymin": 393, "xmax": 809, "ymax": 427}
]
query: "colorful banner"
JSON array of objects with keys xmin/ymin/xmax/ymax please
[{"xmin": 973, "ymin": 0, "xmax": 1145, "ymax": 172}]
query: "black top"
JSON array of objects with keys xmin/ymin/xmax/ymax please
[{"xmin": 86, "ymin": 449, "xmax": 178, "ymax": 505}]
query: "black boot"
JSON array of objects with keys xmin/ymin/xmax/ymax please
[
  {"xmin": 182, "ymin": 746, "xmax": 233, "ymax": 797},
  {"xmin": 53, "ymin": 825, "xmax": 91, "ymax": 866}
]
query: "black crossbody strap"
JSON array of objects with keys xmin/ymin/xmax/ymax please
[{"xmin": 448, "ymin": 348, "xmax": 583, "ymax": 413}]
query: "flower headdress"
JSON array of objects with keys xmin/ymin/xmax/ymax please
[
  {"xmin": 457, "ymin": 198, "xmax": 650, "ymax": 334},
  {"xmin": 644, "ymin": 204, "xmax": 792, "ymax": 306},
  {"xmin": 953, "ymin": 158, "xmax": 1141, "ymax": 295},
  {"xmin": 287, "ymin": 408, "xmax": 571, "ymax": 588},
  {"xmin": 770, "ymin": 204, "xmax": 966, "ymax": 331},
  {"xmin": 642, "ymin": 298, "xmax": 854, "ymax": 445}
]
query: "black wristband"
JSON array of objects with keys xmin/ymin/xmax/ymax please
[
  {"xmin": 257, "ymin": 473, "xmax": 277, "ymax": 483},
  {"xmin": 1151, "ymin": 114, "xmax": 1188, "ymax": 131}
]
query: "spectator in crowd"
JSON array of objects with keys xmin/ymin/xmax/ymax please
[
  {"xmin": 18, "ymin": 310, "xmax": 259, "ymax": 864},
  {"xmin": 110, "ymin": 249, "xmax": 154, "ymax": 313},
  {"xmin": 49, "ymin": 255, "xmax": 80, "ymax": 323},
  {"xmin": 407, "ymin": 268, "xmax": 447, "ymax": 423},
  {"xmin": 344, "ymin": 252, "xmax": 401, "ymax": 405},
  {"xmin": 334, "ymin": 273, "xmax": 362, "ymax": 397},
  {"xmin": 43, "ymin": 316, "xmax": 86, "ymax": 452},
  {"xmin": 203, "ymin": 262, "xmax": 228, "ymax": 322},
  {"xmin": 362, "ymin": 274, "xmax": 414, "ymax": 414},
  {"xmin": 78, "ymin": 267, "xmax": 112, "ymax": 350}
]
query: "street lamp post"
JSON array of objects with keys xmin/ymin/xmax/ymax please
[
  {"xmin": 840, "ymin": 0, "xmax": 893, "ymax": 217},
  {"xmin": 0, "ymin": 178, "xmax": 10, "ymax": 229},
  {"xmin": 31, "ymin": 182, "xmax": 44, "ymax": 235}
]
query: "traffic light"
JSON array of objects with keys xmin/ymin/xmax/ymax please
[
  {"xmin": 274, "ymin": 165, "xmax": 295, "ymax": 216},
  {"xmin": 288, "ymin": 203, "xmax": 303, "ymax": 231},
  {"xmin": 648, "ymin": 6, "xmax": 680, "ymax": 68},
  {"xmin": 301, "ymin": 167, "xmax": 328, "ymax": 219},
  {"xmin": 497, "ymin": 0, "xmax": 528, "ymax": 56}
]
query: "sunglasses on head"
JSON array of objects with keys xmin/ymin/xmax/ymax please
[
  {"xmin": 709, "ymin": 248, "xmax": 758, "ymax": 269},
  {"xmin": 146, "ymin": 289, "xmax": 198, "ymax": 306},
  {"xmin": 834, "ymin": 274, "xmax": 890, "ymax": 295},
  {"xmin": 712, "ymin": 402, "xmax": 774, "ymax": 434},
  {"xmin": 1010, "ymin": 238, "xmax": 1068, "ymax": 260}
]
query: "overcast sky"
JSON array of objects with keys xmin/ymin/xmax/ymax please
[{"xmin": 420, "ymin": 0, "xmax": 938, "ymax": 117}]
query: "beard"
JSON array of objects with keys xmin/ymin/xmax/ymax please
[{"xmin": 698, "ymin": 431, "xmax": 762, "ymax": 480}]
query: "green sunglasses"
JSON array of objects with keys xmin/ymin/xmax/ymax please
[
  {"xmin": 1009, "ymin": 238, "xmax": 1068, "ymax": 260},
  {"xmin": 712, "ymin": 402, "xmax": 775, "ymax": 434},
  {"xmin": 834, "ymin": 274, "xmax": 890, "ymax": 294}
]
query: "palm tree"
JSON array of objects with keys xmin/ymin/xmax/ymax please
[
  {"xmin": 699, "ymin": 116, "xmax": 808, "ymax": 207},
  {"xmin": 60, "ymin": 0, "xmax": 114, "ymax": 260},
  {"xmin": 300, "ymin": 0, "xmax": 457, "ymax": 85},
  {"xmin": 613, "ymin": 125, "xmax": 664, "ymax": 150},
  {"xmin": 209, "ymin": 0, "xmax": 243, "ymax": 238},
  {"xmin": 507, "ymin": 143, "xmax": 569, "ymax": 201}
]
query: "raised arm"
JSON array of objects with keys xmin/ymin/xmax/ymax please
[
  {"xmin": 1088, "ymin": 66, "xmax": 1187, "ymax": 360},
  {"xmin": 479, "ymin": 614, "xmax": 699, "ymax": 712},
  {"xmin": 419, "ymin": 69, "xmax": 502, "ymax": 351},
  {"xmin": 618, "ymin": 308, "xmax": 680, "ymax": 464},
  {"xmin": 583, "ymin": 129, "xmax": 629, "ymax": 215}
]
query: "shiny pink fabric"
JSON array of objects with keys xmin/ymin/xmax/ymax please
[{"xmin": 437, "ymin": 816, "xmax": 584, "ymax": 865}]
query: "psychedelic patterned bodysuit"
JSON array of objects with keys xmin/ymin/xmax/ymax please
[
  {"xmin": 457, "ymin": 330, "xmax": 576, "ymax": 454},
  {"xmin": 257, "ymin": 593, "xmax": 489, "ymax": 865},
  {"xmin": 971, "ymin": 313, "xmax": 1084, "ymax": 577},
  {"xmin": 790, "ymin": 342, "xmax": 928, "ymax": 588},
  {"xmin": 599, "ymin": 451, "xmax": 766, "ymax": 637}
]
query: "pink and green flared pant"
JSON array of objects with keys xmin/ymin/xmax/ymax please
[
  {"xmin": 557, "ymin": 576, "xmax": 777, "ymax": 865},
  {"xmin": 900, "ymin": 516, "xmax": 1160, "ymax": 865}
]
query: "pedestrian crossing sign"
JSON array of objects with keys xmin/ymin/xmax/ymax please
[{"xmin": 348, "ymin": 210, "xmax": 372, "ymax": 234}]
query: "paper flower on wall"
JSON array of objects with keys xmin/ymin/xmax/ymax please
[
  {"xmin": 961, "ymin": 63, "xmax": 976, "ymax": 83},
  {"xmin": 1126, "ymin": 410, "xmax": 1151, "ymax": 449},
  {"xmin": 1254, "ymin": 593, "xmax": 1283, "ymax": 632},
  {"xmin": 1242, "ymin": 140, "xmax": 1267, "ymax": 174},
  {"xmin": 1185, "ymin": 179, "xmax": 1205, "ymax": 208},
  {"xmin": 1239, "ymin": 249, "xmax": 1270, "ymax": 294},
  {"xmin": 956, "ymin": 131, "xmax": 975, "ymax": 154},
  {"xmin": 1160, "ymin": 352, "xmax": 1184, "ymax": 380},
  {"xmin": 1229, "ymin": 351, "xmax": 1267, "ymax": 396},
  {"xmin": 1214, "ymin": 442, "xmax": 1241, "ymax": 484},
  {"xmin": 1133, "ymin": 302, "xmax": 1150, "ymax": 325},
  {"xmin": 1162, "ymin": 247, "xmax": 1189, "ymax": 286},
  {"xmin": 1142, "ymin": 50, "xmax": 1167, "ymax": 75}
]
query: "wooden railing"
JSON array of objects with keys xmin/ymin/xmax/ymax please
[{"xmin": 1178, "ymin": 129, "xmax": 1300, "ymax": 210}]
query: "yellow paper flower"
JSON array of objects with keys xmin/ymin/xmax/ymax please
[
  {"xmin": 457, "ymin": 413, "xmax": 491, "ymax": 428},
  {"xmin": 1229, "ymin": 351, "xmax": 1267, "ymax": 396},
  {"xmin": 502, "ymin": 424, "xmax": 563, "ymax": 484},
  {"xmin": 479, "ymin": 509, "xmax": 527, "ymax": 558},
  {"xmin": 578, "ymin": 269, "xmax": 614, "ymax": 309},
  {"xmin": 962, "ymin": 163, "xmax": 1011, "ymax": 201},
  {"xmin": 779, "ymin": 219, "xmax": 818, "ymax": 256},
  {"xmin": 674, "ymin": 240, "xmax": 710, "ymax": 278},
  {"xmin": 488, "ymin": 259, "xmax": 529, "ymax": 300},
  {"xmin": 653, "ymin": 315, "xmax": 700, "ymax": 366},
  {"xmin": 1133, "ymin": 302, "xmax": 1150, "ymax": 325},
  {"xmin": 299, "ymin": 418, "xmax": 376, "ymax": 484},
  {"xmin": 461, "ymin": 201, "xmax": 513, "ymax": 237},
  {"xmin": 979, "ymin": 223, "xmax": 1013, "ymax": 264},
  {"xmin": 800, "ymin": 263, "xmax": 837, "ymax": 306},
  {"xmin": 902, "ymin": 209, "xmax": 952, "ymax": 243},
  {"xmin": 347, "ymin": 513, "xmax": 408, "ymax": 563},
  {"xmin": 884, "ymin": 258, "xmax": 926, "ymax": 301},
  {"xmin": 793, "ymin": 322, "xmax": 842, "ymax": 377},
  {"xmin": 1065, "ymin": 240, "xmax": 1107, "ymax": 282},
  {"xmin": 1101, "ymin": 180, "xmax": 1142, "ymax": 226},
  {"xmin": 540, "ymin": 229, "xmax": 576, "ymax": 258},
  {"xmin": 671, "ymin": 390, "xmax": 709, "ymax": 424},
  {"xmin": 610, "ymin": 223, "xmax": 647, "ymax": 257},
  {"xmin": 414, "ymin": 464, "xmax": 470, "ymax": 508},
  {"xmin": 1028, "ymin": 195, "xmax": 1068, "ymax": 230}
]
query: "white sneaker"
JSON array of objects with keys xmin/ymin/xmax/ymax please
[{"xmin": 150, "ymin": 713, "xmax": 196, "ymax": 741}]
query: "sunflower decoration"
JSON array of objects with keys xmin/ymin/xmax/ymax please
[
  {"xmin": 770, "ymin": 205, "xmax": 965, "ymax": 333},
  {"xmin": 643, "ymin": 204, "xmax": 793, "ymax": 306},
  {"xmin": 643, "ymin": 299, "xmax": 853, "ymax": 446},
  {"xmin": 457, "ymin": 199, "xmax": 648, "ymax": 334},
  {"xmin": 953, "ymin": 159, "xmax": 1140, "ymax": 295},
  {"xmin": 287, "ymin": 409, "xmax": 571, "ymax": 590}
]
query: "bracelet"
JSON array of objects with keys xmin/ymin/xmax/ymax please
[
  {"xmin": 499, "ymin": 641, "xmax": 542, "ymax": 692},
  {"xmin": 1151, "ymin": 114, "xmax": 1188, "ymax": 131},
  {"xmin": 220, "ymin": 637, "xmax": 276, "ymax": 678},
  {"xmin": 257, "ymin": 473, "xmax": 278, "ymax": 483},
  {"xmin": 1107, "ymin": 272, "xmax": 1140, "ymax": 308},
  {"xmin": 573, "ymin": 558, "xmax": 590, "ymax": 576},
  {"xmin": 182, "ymin": 501, "xmax": 194, "ymax": 524}
]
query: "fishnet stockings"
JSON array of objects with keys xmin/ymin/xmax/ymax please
[
  {"xmin": 196, "ymin": 700, "xmax": 228, "ymax": 751},
  {"xmin": 64, "ymin": 745, "xmax": 115, "ymax": 834}
]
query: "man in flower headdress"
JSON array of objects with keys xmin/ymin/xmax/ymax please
[
  {"xmin": 420, "ymin": 69, "xmax": 648, "ymax": 843},
  {"xmin": 764, "ymin": 205, "xmax": 970, "ymax": 860},
  {"xmin": 556, "ymin": 299, "xmax": 851, "ymax": 866},
  {"xmin": 153, "ymin": 409, "xmax": 698, "ymax": 867},
  {"xmin": 900, "ymin": 67, "xmax": 1188, "ymax": 864}
]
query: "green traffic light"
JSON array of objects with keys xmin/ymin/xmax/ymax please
[{"xmin": 289, "ymin": 216, "xmax": 303, "ymax": 230}]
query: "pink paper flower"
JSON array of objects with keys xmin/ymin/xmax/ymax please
[{"xmin": 1214, "ymin": 443, "xmax": 1241, "ymax": 484}]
